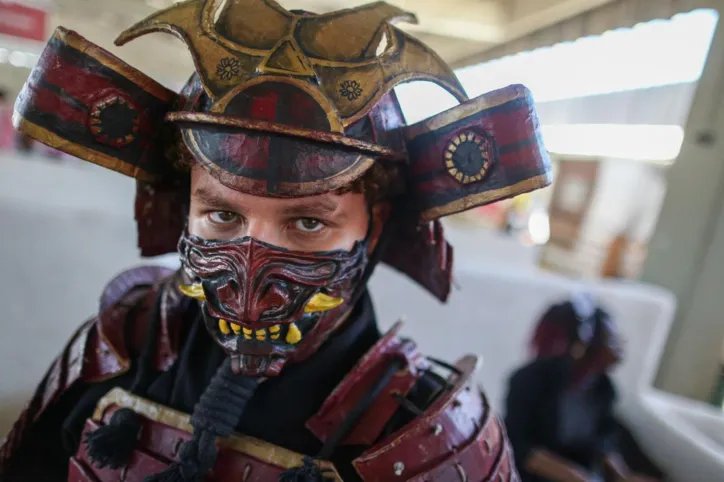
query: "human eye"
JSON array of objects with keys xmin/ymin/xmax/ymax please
[
  {"xmin": 293, "ymin": 217, "xmax": 326, "ymax": 233},
  {"xmin": 207, "ymin": 211, "xmax": 240, "ymax": 225}
]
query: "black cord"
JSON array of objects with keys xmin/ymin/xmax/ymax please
[
  {"xmin": 426, "ymin": 356, "xmax": 462, "ymax": 376},
  {"xmin": 392, "ymin": 393, "xmax": 424, "ymax": 417}
]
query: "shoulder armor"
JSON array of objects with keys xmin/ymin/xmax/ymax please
[
  {"xmin": 99, "ymin": 265, "xmax": 174, "ymax": 313},
  {"xmin": 307, "ymin": 321, "xmax": 430, "ymax": 446},
  {"xmin": 353, "ymin": 355, "xmax": 518, "ymax": 482},
  {"xmin": 92, "ymin": 265, "xmax": 187, "ymax": 377},
  {"xmin": 45, "ymin": 265, "xmax": 174, "ymax": 409},
  {"xmin": 0, "ymin": 266, "xmax": 177, "ymax": 473}
]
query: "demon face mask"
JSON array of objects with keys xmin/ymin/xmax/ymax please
[{"xmin": 178, "ymin": 230, "xmax": 369, "ymax": 376}]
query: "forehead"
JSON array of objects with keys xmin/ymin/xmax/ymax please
[{"xmin": 189, "ymin": 165, "xmax": 362, "ymax": 213}]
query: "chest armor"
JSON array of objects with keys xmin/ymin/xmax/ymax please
[
  {"xmin": 68, "ymin": 357, "xmax": 517, "ymax": 482},
  {"xmin": 0, "ymin": 275, "xmax": 516, "ymax": 481},
  {"xmin": 69, "ymin": 388, "xmax": 343, "ymax": 481}
]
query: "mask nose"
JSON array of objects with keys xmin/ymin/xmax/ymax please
[
  {"xmin": 252, "ymin": 283, "xmax": 291, "ymax": 321},
  {"xmin": 215, "ymin": 279, "xmax": 244, "ymax": 316}
]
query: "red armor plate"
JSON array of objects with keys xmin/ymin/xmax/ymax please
[
  {"xmin": 307, "ymin": 321, "xmax": 430, "ymax": 446},
  {"xmin": 0, "ymin": 267, "xmax": 177, "ymax": 475},
  {"xmin": 69, "ymin": 388, "xmax": 343, "ymax": 482},
  {"xmin": 352, "ymin": 355, "xmax": 516, "ymax": 481}
]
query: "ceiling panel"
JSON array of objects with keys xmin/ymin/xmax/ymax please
[{"xmin": 1, "ymin": 0, "xmax": 618, "ymax": 91}]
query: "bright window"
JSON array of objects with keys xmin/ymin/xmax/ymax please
[
  {"xmin": 457, "ymin": 9, "xmax": 718, "ymax": 102},
  {"xmin": 396, "ymin": 9, "xmax": 719, "ymax": 124}
]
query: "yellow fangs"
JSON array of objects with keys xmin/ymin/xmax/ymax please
[
  {"xmin": 304, "ymin": 293, "xmax": 344, "ymax": 313},
  {"xmin": 286, "ymin": 323, "xmax": 302, "ymax": 345},
  {"xmin": 220, "ymin": 322, "xmax": 297, "ymax": 343},
  {"xmin": 178, "ymin": 283, "xmax": 206, "ymax": 300},
  {"xmin": 218, "ymin": 319, "xmax": 231, "ymax": 335}
]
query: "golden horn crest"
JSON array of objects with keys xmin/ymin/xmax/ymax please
[
  {"xmin": 304, "ymin": 293, "xmax": 344, "ymax": 313},
  {"xmin": 115, "ymin": 0, "xmax": 466, "ymax": 124},
  {"xmin": 178, "ymin": 283, "xmax": 206, "ymax": 300}
]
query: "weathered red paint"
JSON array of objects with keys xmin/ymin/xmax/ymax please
[{"xmin": 307, "ymin": 322, "xmax": 430, "ymax": 446}]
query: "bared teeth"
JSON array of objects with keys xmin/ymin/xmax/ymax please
[
  {"xmin": 218, "ymin": 319, "xmax": 231, "ymax": 335},
  {"xmin": 286, "ymin": 323, "xmax": 302, "ymax": 345},
  {"xmin": 220, "ymin": 322, "xmax": 290, "ymax": 343}
]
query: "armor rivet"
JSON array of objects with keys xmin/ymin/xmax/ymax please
[
  {"xmin": 242, "ymin": 463, "xmax": 252, "ymax": 482},
  {"xmin": 432, "ymin": 423, "xmax": 443, "ymax": 436},
  {"xmin": 393, "ymin": 461, "xmax": 405, "ymax": 476}
]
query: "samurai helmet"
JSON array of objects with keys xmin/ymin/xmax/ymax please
[{"xmin": 14, "ymin": 0, "xmax": 552, "ymax": 375}]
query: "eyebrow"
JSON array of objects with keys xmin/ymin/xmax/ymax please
[
  {"xmin": 281, "ymin": 199, "xmax": 342, "ymax": 219},
  {"xmin": 192, "ymin": 186, "xmax": 241, "ymax": 212}
]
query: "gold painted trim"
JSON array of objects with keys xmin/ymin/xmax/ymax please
[
  {"xmin": 445, "ymin": 131, "xmax": 490, "ymax": 184},
  {"xmin": 255, "ymin": 32, "xmax": 316, "ymax": 78},
  {"xmin": 184, "ymin": 126, "xmax": 377, "ymax": 197},
  {"xmin": 171, "ymin": 112, "xmax": 395, "ymax": 156},
  {"xmin": 341, "ymin": 72, "xmax": 468, "ymax": 127},
  {"xmin": 55, "ymin": 27, "xmax": 176, "ymax": 102},
  {"xmin": 405, "ymin": 85, "xmax": 530, "ymax": 140},
  {"xmin": 93, "ymin": 388, "xmax": 342, "ymax": 478},
  {"xmin": 421, "ymin": 173, "xmax": 552, "ymax": 221},
  {"xmin": 12, "ymin": 114, "xmax": 154, "ymax": 181},
  {"xmin": 199, "ymin": 0, "xmax": 405, "ymax": 68},
  {"xmin": 200, "ymin": 0, "xmax": 293, "ymax": 58}
]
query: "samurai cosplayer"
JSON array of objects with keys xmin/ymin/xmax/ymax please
[
  {"xmin": 504, "ymin": 293, "xmax": 662, "ymax": 482},
  {"xmin": 1, "ymin": 1, "xmax": 552, "ymax": 480}
]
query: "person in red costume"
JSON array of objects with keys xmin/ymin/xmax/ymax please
[
  {"xmin": 1, "ymin": 1, "xmax": 552, "ymax": 480},
  {"xmin": 505, "ymin": 293, "xmax": 661, "ymax": 482}
]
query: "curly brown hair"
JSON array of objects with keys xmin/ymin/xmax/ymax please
[{"xmin": 334, "ymin": 160, "xmax": 403, "ymax": 204}]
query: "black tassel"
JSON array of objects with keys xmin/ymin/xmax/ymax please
[
  {"xmin": 142, "ymin": 464, "xmax": 190, "ymax": 482},
  {"xmin": 84, "ymin": 408, "xmax": 142, "ymax": 469},
  {"xmin": 144, "ymin": 436, "xmax": 212, "ymax": 482},
  {"xmin": 279, "ymin": 457, "xmax": 336, "ymax": 482}
]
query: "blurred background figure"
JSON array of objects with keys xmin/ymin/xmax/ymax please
[{"xmin": 505, "ymin": 293, "xmax": 661, "ymax": 482}]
